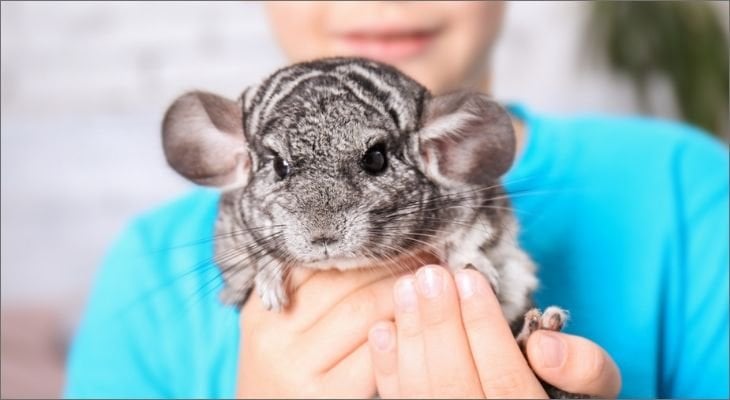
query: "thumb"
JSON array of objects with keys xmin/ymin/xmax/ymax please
[{"xmin": 526, "ymin": 331, "xmax": 622, "ymax": 398}]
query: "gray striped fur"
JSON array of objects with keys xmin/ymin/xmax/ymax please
[{"xmin": 163, "ymin": 57, "xmax": 538, "ymax": 326}]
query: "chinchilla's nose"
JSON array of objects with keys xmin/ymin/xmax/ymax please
[{"xmin": 310, "ymin": 234, "xmax": 339, "ymax": 246}]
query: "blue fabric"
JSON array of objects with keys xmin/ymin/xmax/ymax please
[{"xmin": 64, "ymin": 107, "xmax": 729, "ymax": 399}]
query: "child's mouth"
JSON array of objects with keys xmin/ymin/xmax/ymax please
[{"xmin": 333, "ymin": 27, "xmax": 440, "ymax": 63}]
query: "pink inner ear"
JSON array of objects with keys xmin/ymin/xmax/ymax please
[
  {"xmin": 425, "ymin": 134, "xmax": 493, "ymax": 186},
  {"xmin": 418, "ymin": 92, "xmax": 516, "ymax": 185},
  {"xmin": 418, "ymin": 114, "xmax": 515, "ymax": 187}
]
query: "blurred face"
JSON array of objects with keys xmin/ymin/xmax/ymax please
[{"xmin": 265, "ymin": 1, "xmax": 505, "ymax": 94}]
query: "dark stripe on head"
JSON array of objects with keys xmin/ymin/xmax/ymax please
[{"xmin": 343, "ymin": 71, "xmax": 401, "ymax": 130}]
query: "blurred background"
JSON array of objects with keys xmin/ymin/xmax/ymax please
[{"xmin": 1, "ymin": 1, "xmax": 728, "ymax": 398}]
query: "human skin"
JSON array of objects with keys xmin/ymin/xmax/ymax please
[{"xmin": 236, "ymin": 2, "xmax": 622, "ymax": 398}]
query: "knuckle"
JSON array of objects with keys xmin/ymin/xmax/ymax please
[
  {"xmin": 397, "ymin": 314, "xmax": 423, "ymax": 338},
  {"xmin": 461, "ymin": 308, "xmax": 493, "ymax": 329},
  {"xmin": 462, "ymin": 305, "xmax": 503, "ymax": 333},
  {"xmin": 399, "ymin": 320, "xmax": 423, "ymax": 339},
  {"xmin": 420, "ymin": 302, "xmax": 450, "ymax": 327}
]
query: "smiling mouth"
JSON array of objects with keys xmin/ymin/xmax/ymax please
[{"xmin": 333, "ymin": 27, "xmax": 441, "ymax": 62}]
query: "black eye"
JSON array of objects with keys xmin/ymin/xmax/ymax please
[
  {"xmin": 273, "ymin": 155, "xmax": 291, "ymax": 179},
  {"xmin": 361, "ymin": 143, "xmax": 387, "ymax": 175}
]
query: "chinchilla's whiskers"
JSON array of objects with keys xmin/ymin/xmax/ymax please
[
  {"xmin": 249, "ymin": 256, "xmax": 285, "ymax": 293},
  {"xmin": 215, "ymin": 233, "xmax": 285, "ymax": 274},
  {"xmin": 137, "ymin": 235, "xmax": 274, "ymax": 305},
  {"xmin": 376, "ymin": 190, "xmax": 539, "ymax": 229},
  {"xmin": 142, "ymin": 224, "xmax": 287, "ymax": 256},
  {"xmin": 179, "ymin": 232, "xmax": 286, "ymax": 308},
  {"xmin": 417, "ymin": 174, "xmax": 561, "ymax": 204},
  {"xmin": 360, "ymin": 246, "xmax": 401, "ymax": 280},
  {"xmin": 190, "ymin": 234, "xmax": 295, "ymax": 310},
  {"xmin": 377, "ymin": 229, "xmax": 444, "ymax": 241},
  {"xmin": 281, "ymin": 254, "xmax": 300, "ymax": 294},
  {"xmin": 372, "ymin": 214, "xmax": 495, "ymax": 237},
  {"xmin": 379, "ymin": 203, "xmax": 517, "ymax": 222},
  {"xmin": 380, "ymin": 178, "xmax": 534, "ymax": 211},
  {"xmin": 370, "ymin": 215, "xmax": 517, "ymax": 254},
  {"xmin": 255, "ymin": 253, "xmax": 304, "ymax": 307},
  {"xmin": 112, "ymin": 232, "xmax": 285, "ymax": 320},
  {"xmin": 385, "ymin": 184, "xmax": 561, "ymax": 217},
  {"xmin": 376, "ymin": 190, "xmax": 499, "ymax": 215},
  {"xmin": 238, "ymin": 237, "xmax": 297, "ymax": 299},
  {"xmin": 195, "ymin": 235, "xmax": 282, "ymax": 299},
  {"xmin": 213, "ymin": 232, "xmax": 287, "ymax": 280},
  {"xmin": 371, "ymin": 240, "xmax": 431, "ymax": 272},
  {"xmin": 485, "ymin": 190, "xmax": 563, "ymax": 203},
  {"xmin": 366, "ymin": 242, "xmax": 409, "ymax": 279},
  {"xmin": 378, "ymin": 232, "xmax": 443, "ymax": 262},
  {"xmin": 381, "ymin": 240, "xmax": 441, "ymax": 273},
  {"xmin": 375, "ymin": 227, "xmax": 444, "ymax": 246},
  {"xmin": 139, "ymin": 178, "xmax": 557, "ymax": 313}
]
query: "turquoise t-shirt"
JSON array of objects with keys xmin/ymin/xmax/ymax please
[{"xmin": 64, "ymin": 106, "xmax": 729, "ymax": 398}]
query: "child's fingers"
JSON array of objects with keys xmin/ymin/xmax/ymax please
[
  {"xmin": 413, "ymin": 266, "xmax": 484, "ymax": 397},
  {"xmin": 455, "ymin": 269, "xmax": 548, "ymax": 399},
  {"xmin": 526, "ymin": 331, "xmax": 622, "ymax": 398},
  {"xmin": 299, "ymin": 274, "xmax": 397, "ymax": 371},
  {"xmin": 393, "ymin": 275, "xmax": 431, "ymax": 398},
  {"xmin": 368, "ymin": 321, "xmax": 400, "ymax": 398}
]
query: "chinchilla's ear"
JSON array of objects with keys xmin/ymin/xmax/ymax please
[
  {"xmin": 162, "ymin": 91, "xmax": 251, "ymax": 189},
  {"xmin": 412, "ymin": 91, "xmax": 516, "ymax": 187}
]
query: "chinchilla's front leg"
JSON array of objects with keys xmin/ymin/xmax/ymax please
[{"xmin": 253, "ymin": 258, "xmax": 289, "ymax": 312}]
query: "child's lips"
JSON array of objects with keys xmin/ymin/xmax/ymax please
[{"xmin": 333, "ymin": 28, "xmax": 440, "ymax": 63}]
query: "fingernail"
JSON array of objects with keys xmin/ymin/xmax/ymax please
[
  {"xmin": 539, "ymin": 332, "xmax": 566, "ymax": 368},
  {"xmin": 455, "ymin": 271, "xmax": 476, "ymax": 299},
  {"xmin": 416, "ymin": 266, "xmax": 443, "ymax": 298},
  {"xmin": 395, "ymin": 277, "xmax": 418, "ymax": 312},
  {"xmin": 370, "ymin": 326, "xmax": 392, "ymax": 352}
]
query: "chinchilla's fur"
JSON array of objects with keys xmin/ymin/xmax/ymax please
[
  {"xmin": 162, "ymin": 57, "xmax": 534, "ymax": 316},
  {"xmin": 162, "ymin": 57, "xmax": 585, "ymax": 399}
]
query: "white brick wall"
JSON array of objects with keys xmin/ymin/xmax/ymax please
[
  {"xmin": 1, "ymin": 2, "xmax": 284, "ymax": 117},
  {"xmin": 1, "ymin": 1, "xmax": 727, "ymax": 308}
]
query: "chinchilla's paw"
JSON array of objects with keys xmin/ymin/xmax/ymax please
[
  {"xmin": 253, "ymin": 265, "xmax": 289, "ymax": 312},
  {"xmin": 515, "ymin": 307, "xmax": 591, "ymax": 399},
  {"xmin": 257, "ymin": 281, "xmax": 289, "ymax": 312},
  {"xmin": 516, "ymin": 306, "xmax": 569, "ymax": 348}
]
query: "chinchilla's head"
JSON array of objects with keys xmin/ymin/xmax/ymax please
[{"xmin": 162, "ymin": 57, "xmax": 515, "ymax": 268}]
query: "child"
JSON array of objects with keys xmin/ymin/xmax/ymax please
[{"xmin": 65, "ymin": 2, "xmax": 728, "ymax": 398}]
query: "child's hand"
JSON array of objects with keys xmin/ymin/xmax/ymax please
[
  {"xmin": 368, "ymin": 265, "xmax": 622, "ymax": 398},
  {"xmin": 236, "ymin": 266, "xmax": 401, "ymax": 398}
]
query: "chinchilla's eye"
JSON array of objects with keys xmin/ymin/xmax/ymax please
[
  {"xmin": 361, "ymin": 143, "xmax": 387, "ymax": 175},
  {"xmin": 273, "ymin": 155, "xmax": 291, "ymax": 179}
]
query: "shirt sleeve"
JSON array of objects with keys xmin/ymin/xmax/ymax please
[
  {"xmin": 64, "ymin": 218, "xmax": 172, "ymax": 399},
  {"xmin": 663, "ymin": 130, "xmax": 729, "ymax": 398},
  {"xmin": 64, "ymin": 189, "xmax": 239, "ymax": 399}
]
